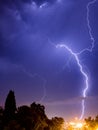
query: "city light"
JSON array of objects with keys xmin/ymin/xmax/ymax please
[
  {"xmin": 75, "ymin": 123, "xmax": 83, "ymax": 128},
  {"xmin": 65, "ymin": 119, "xmax": 85, "ymax": 130},
  {"xmin": 64, "ymin": 120, "xmax": 98, "ymax": 130}
]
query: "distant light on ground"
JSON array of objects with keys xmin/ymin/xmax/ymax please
[
  {"xmin": 64, "ymin": 118, "xmax": 85, "ymax": 130},
  {"xmin": 75, "ymin": 123, "xmax": 83, "ymax": 128}
]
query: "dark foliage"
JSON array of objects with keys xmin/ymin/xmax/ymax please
[
  {"xmin": 84, "ymin": 116, "xmax": 98, "ymax": 130},
  {"xmin": 0, "ymin": 90, "xmax": 64, "ymax": 130},
  {"xmin": 3, "ymin": 90, "xmax": 16, "ymax": 126},
  {"xmin": 0, "ymin": 107, "xmax": 3, "ymax": 130}
]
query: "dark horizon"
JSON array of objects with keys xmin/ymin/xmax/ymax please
[{"xmin": 1, "ymin": 89, "xmax": 98, "ymax": 120}]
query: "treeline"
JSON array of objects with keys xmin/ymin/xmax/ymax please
[
  {"xmin": 0, "ymin": 90, "xmax": 64, "ymax": 130},
  {"xmin": 85, "ymin": 116, "xmax": 98, "ymax": 130}
]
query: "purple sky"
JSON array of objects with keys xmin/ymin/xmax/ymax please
[{"xmin": 0, "ymin": 0, "xmax": 98, "ymax": 120}]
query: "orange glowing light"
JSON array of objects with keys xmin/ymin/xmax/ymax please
[{"xmin": 75, "ymin": 123, "xmax": 83, "ymax": 128}]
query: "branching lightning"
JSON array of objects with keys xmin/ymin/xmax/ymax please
[
  {"xmin": 56, "ymin": 44, "xmax": 88, "ymax": 120},
  {"xmin": 55, "ymin": 0, "xmax": 96, "ymax": 119},
  {"xmin": 21, "ymin": 69, "xmax": 47, "ymax": 102},
  {"xmin": 87, "ymin": 0, "xmax": 96, "ymax": 51},
  {"xmin": 12, "ymin": 0, "xmax": 96, "ymax": 119},
  {"xmin": 78, "ymin": 0, "xmax": 96, "ymax": 54},
  {"xmin": 15, "ymin": 64, "xmax": 47, "ymax": 103},
  {"xmin": 31, "ymin": 0, "xmax": 96, "ymax": 119}
]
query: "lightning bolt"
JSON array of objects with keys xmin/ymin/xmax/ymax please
[
  {"xmin": 14, "ymin": 64, "xmax": 47, "ymax": 102},
  {"xmin": 21, "ymin": 70, "xmax": 47, "ymax": 102},
  {"xmin": 87, "ymin": 0, "xmax": 96, "ymax": 51},
  {"xmin": 54, "ymin": 0, "xmax": 96, "ymax": 120},
  {"xmin": 56, "ymin": 44, "xmax": 88, "ymax": 120},
  {"xmin": 78, "ymin": 0, "xmax": 96, "ymax": 54}
]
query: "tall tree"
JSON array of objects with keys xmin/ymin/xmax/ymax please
[
  {"xmin": 3, "ymin": 90, "xmax": 16, "ymax": 125},
  {"xmin": 0, "ymin": 107, "xmax": 3, "ymax": 130}
]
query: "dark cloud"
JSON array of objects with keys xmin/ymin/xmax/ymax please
[
  {"xmin": 0, "ymin": 0, "xmax": 57, "ymax": 9},
  {"xmin": 33, "ymin": 0, "xmax": 56, "ymax": 5}
]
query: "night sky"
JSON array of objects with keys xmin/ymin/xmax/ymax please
[{"xmin": 0, "ymin": 0, "xmax": 98, "ymax": 120}]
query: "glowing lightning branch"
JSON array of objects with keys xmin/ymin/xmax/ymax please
[
  {"xmin": 56, "ymin": 44, "xmax": 88, "ymax": 120},
  {"xmin": 87, "ymin": 0, "xmax": 96, "ymax": 51},
  {"xmin": 78, "ymin": 0, "xmax": 96, "ymax": 54},
  {"xmin": 21, "ymin": 70, "xmax": 47, "ymax": 102},
  {"xmin": 55, "ymin": 0, "xmax": 97, "ymax": 120},
  {"xmin": 14, "ymin": 64, "xmax": 47, "ymax": 103}
]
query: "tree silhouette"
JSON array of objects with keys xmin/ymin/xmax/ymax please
[
  {"xmin": 85, "ymin": 116, "xmax": 98, "ymax": 130},
  {"xmin": 3, "ymin": 90, "xmax": 16, "ymax": 125},
  {"xmin": 1, "ymin": 91, "xmax": 65, "ymax": 130},
  {"xmin": 17, "ymin": 105, "xmax": 32, "ymax": 130},
  {"xmin": 46, "ymin": 117, "xmax": 64, "ymax": 130},
  {"xmin": 0, "ymin": 107, "xmax": 3, "ymax": 130},
  {"xmin": 16, "ymin": 102, "xmax": 48, "ymax": 130},
  {"xmin": 30, "ymin": 102, "xmax": 48, "ymax": 130}
]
